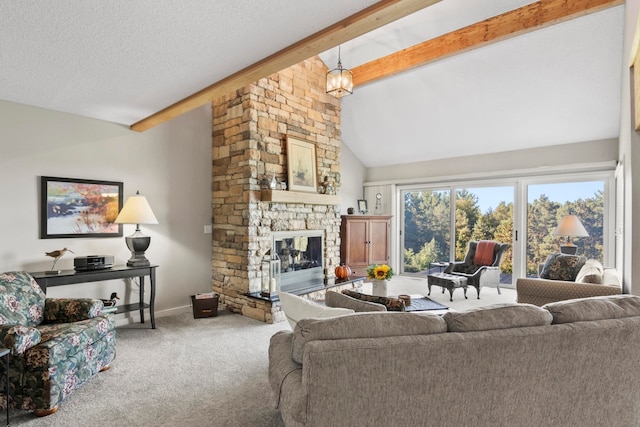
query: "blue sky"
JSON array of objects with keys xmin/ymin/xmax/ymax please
[{"xmin": 468, "ymin": 181, "xmax": 603, "ymax": 213}]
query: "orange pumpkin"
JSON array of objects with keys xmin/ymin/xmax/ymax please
[{"xmin": 335, "ymin": 264, "xmax": 352, "ymax": 279}]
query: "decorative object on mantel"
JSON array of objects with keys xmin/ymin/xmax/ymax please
[
  {"xmin": 367, "ymin": 264, "xmax": 394, "ymax": 297},
  {"xmin": 286, "ymin": 136, "xmax": 318, "ymax": 193},
  {"xmin": 280, "ymin": 181, "xmax": 287, "ymax": 191},
  {"xmin": 261, "ymin": 250, "xmax": 281, "ymax": 300},
  {"xmin": 358, "ymin": 199, "xmax": 368, "ymax": 214},
  {"xmin": 45, "ymin": 247, "xmax": 74, "ymax": 274},
  {"xmin": 115, "ymin": 191, "xmax": 159, "ymax": 267},
  {"xmin": 326, "ymin": 45, "xmax": 353, "ymax": 98},
  {"xmin": 319, "ymin": 176, "xmax": 335, "ymax": 195},
  {"xmin": 554, "ymin": 214, "xmax": 589, "ymax": 255},
  {"xmin": 269, "ymin": 173, "xmax": 277, "ymax": 190}
]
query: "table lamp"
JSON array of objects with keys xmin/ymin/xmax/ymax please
[
  {"xmin": 554, "ymin": 214, "xmax": 588, "ymax": 255},
  {"xmin": 115, "ymin": 191, "xmax": 158, "ymax": 266}
]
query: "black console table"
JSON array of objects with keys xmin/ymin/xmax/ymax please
[{"xmin": 30, "ymin": 265, "xmax": 157, "ymax": 329}]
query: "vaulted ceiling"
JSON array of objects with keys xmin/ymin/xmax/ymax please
[{"xmin": 0, "ymin": 0, "xmax": 624, "ymax": 167}]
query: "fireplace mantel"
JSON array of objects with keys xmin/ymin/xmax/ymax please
[{"xmin": 261, "ymin": 189, "xmax": 341, "ymax": 205}]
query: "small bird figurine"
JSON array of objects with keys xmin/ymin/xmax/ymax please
[
  {"xmin": 45, "ymin": 247, "xmax": 74, "ymax": 270},
  {"xmin": 100, "ymin": 292, "xmax": 120, "ymax": 307}
]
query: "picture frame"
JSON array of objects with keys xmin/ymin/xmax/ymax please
[
  {"xmin": 40, "ymin": 176, "xmax": 123, "ymax": 239},
  {"xmin": 286, "ymin": 136, "xmax": 318, "ymax": 193},
  {"xmin": 358, "ymin": 199, "xmax": 368, "ymax": 214}
]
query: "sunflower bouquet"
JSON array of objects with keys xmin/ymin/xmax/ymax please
[{"xmin": 366, "ymin": 264, "xmax": 394, "ymax": 281}]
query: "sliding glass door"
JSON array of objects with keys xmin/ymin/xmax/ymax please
[
  {"xmin": 402, "ymin": 189, "xmax": 451, "ymax": 274},
  {"xmin": 399, "ymin": 173, "xmax": 612, "ymax": 285},
  {"xmin": 526, "ymin": 180, "xmax": 605, "ymax": 277}
]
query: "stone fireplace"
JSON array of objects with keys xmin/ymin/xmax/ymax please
[{"xmin": 211, "ymin": 56, "xmax": 342, "ymax": 323}]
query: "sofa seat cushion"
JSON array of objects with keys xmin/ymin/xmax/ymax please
[
  {"xmin": 0, "ymin": 272, "xmax": 45, "ymax": 327},
  {"xmin": 539, "ymin": 253, "xmax": 586, "ymax": 281},
  {"xmin": 278, "ymin": 292, "xmax": 354, "ymax": 330},
  {"xmin": 325, "ymin": 291, "xmax": 387, "ymax": 312},
  {"xmin": 26, "ymin": 315, "xmax": 114, "ymax": 369},
  {"xmin": 575, "ymin": 259, "xmax": 604, "ymax": 284},
  {"xmin": 341, "ymin": 290, "xmax": 405, "ymax": 311},
  {"xmin": 291, "ymin": 312, "xmax": 446, "ymax": 363},
  {"xmin": 543, "ymin": 294, "xmax": 640, "ymax": 324},
  {"xmin": 443, "ymin": 303, "xmax": 553, "ymax": 332}
]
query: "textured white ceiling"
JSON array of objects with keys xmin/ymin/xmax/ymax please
[
  {"xmin": 0, "ymin": 0, "xmax": 624, "ymax": 167},
  {"xmin": 0, "ymin": 0, "xmax": 379, "ymax": 124}
]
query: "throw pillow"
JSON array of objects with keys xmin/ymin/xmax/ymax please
[
  {"xmin": 277, "ymin": 292, "xmax": 354, "ymax": 329},
  {"xmin": 341, "ymin": 290, "xmax": 405, "ymax": 311},
  {"xmin": 575, "ymin": 259, "xmax": 604, "ymax": 284},
  {"xmin": 325, "ymin": 291, "xmax": 387, "ymax": 312},
  {"xmin": 539, "ymin": 253, "xmax": 586, "ymax": 281}
]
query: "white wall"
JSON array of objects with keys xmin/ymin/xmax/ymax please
[
  {"xmin": 0, "ymin": 100, "xmax": 212, "ymax": 322},
  {"xmin": 365, "ymin": 139, "xmax": 618, "ymax": 183},
  {"xmin": 621, "ymin": 0, "xmax": 640, "ymax": 295},
  {"xmin": 339, "ymin": 141, "xmax": 366, "ymax": 212}
]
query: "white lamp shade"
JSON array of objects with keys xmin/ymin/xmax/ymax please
[
  {"xmin": 115, "ymin": 193, "xmax": 158, "ymax": 225},
  {"xmin": 554, "ymin": 215, "xmax": 588, "ymax": 237}
]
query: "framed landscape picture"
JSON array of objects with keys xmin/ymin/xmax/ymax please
[
  {"xmin": 40, "ymin": 176, "xmax": 123, "ymax": 239},
  {"xmin": 286, "ymin": 136, "xmax": 318, "ymax": 193}
]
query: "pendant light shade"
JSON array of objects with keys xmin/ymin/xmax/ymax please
[{"xmin": 326, "ymin": 46, "xmax": 353, "ymax": 98}]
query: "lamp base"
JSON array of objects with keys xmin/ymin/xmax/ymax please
[
  {"xmin": 125, "ymin": 231, "xmax": 151, "ymax": 267},
  {"xmin": 559, "ymin": 245, "xmax": 578, "ymax": 255}
]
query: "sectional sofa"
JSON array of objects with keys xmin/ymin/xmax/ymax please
[{"xmin": 269, "ymin": 295, "xmax": 640, "ymax": 427}]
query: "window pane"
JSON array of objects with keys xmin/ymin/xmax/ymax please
[
  {"xmin": 527, "ymin": 181, "xmax": 604, "ymax": 277},
  {"xmin": 402, "ymin": 190, "xmax": 451, "ymax": 274},
  {"xmin": 454, "ymin": 187, "xmax": 514, "ymax": 283}
]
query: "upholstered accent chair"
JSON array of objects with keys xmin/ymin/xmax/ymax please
[
  {"xmin": 0, "ymin": 271, "xmax": 116, "ymax": 416},
  {"xmin": 444, "ymin": 240, "xmax": 510, "ymax": 298}
]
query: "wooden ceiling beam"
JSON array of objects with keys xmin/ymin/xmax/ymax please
[
  {"xmin": 130, "ymin": 0, "xmax": 440, "ymax": 132},
  {"xmin": 352, "ymin": 0, "xmax": 624, "ymax": 88}
]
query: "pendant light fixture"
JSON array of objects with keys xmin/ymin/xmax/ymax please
[{"xmin": 326, "ymin": 45, "xmax": 353, "ymax": 98}]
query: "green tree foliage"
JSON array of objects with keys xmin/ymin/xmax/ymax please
[{"xmin": 404, "ymin": 187, "xmax": 603, "ymax": 277}]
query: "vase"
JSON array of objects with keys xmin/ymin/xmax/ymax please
[{"xmin": 371, "ymin": 279, "xmax": 388, "ymax": 297}]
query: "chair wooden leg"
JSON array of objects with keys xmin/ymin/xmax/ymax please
[
  {"xmin": 100, "ymin": 365, "xmax": 110, "ymax": 372},
  {"xmin": 34, "ymin": 406, "xmax": 58, "ymax": 417}
]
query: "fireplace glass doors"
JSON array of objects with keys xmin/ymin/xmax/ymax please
[{"xmin": 273, "ymin": 231, "xmax": 324, "ymax": 294}]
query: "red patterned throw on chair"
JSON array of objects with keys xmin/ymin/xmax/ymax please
[{"xmin": 473, "ymin": 240, "xmax": 496, "ymax": 266}]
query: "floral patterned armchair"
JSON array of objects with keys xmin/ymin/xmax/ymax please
[{"xmin": 0, "ymin": 271, "xmax": 115, "ymax": 416}]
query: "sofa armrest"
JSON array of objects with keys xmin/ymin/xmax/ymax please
[
  {"xmin": 0, "ymin": 324, "xmax": 41, "ymax": 354},
  {"xmin": 516, "ymin": 277, "xmax": 621, "ymax": 306},
  {"xmin": 268, "ymin": 331, "xmax": 302, "ymax": 408},
  {"xmin": 43, "ymin": 298, "xmax": 104, "ymax": 323}
]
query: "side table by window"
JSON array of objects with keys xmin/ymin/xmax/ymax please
[{"xmin": 1, "ymin": 347, "xmax": 8, "ymax": 426}]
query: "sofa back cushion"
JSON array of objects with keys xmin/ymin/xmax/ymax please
[
  {"xmin": 443, "ymin": 303, "xmax": 553, "ymax": 332},
  {"xmin": 278, "ymin": 292, "xmax": 354, "ymax": 330},
  {"xmin": 291, "ymin": 312, "xmax": 446, "ymax": 364},
  {"xmin": 0, "ymin": 271, "xmax": 45, "ymax": 327},
  {"xmin": 325, "ymin": 291, "xmax": 387, "ymax": 312},
  {"xmin": 543, "ymin": 294, "xmax": 640, "ymax": 324},
  {"xmin": 539, "ymin": 253, "xmax": 586, "ymax": 281}
]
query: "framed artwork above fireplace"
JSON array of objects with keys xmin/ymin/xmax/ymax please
[{"xmin": 286, "ymin": 136, "xmax": 318, "ymax": 193}]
